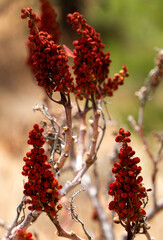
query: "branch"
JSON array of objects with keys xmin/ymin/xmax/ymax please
[
  {"xmin": 82, "ymin": 174, "xmax": 114, "ymax": 240},
  {"xmin": 128, "ymin": 116, "xmax": 163, "ymax": 212},
  {"xmin": 129, "ymin": 49, "xmax": 163, "ymax": 161},
  {"xmin": 128, "ymin": 50, "xmax": 163, "ymax": 239},
  {"xmin": 33, "ymin": 104, "xmax": 61, "ymax": 167},
  {"xmin": 147, "ymin": 199, "xmax": 163, "ymax": 220},
  {"xmin": 76, "ymin": 100, "xmax": 90, "ymax": 171},
  {"xmin": 144, "ymin": 228, "xmax": 153, "ymax": 240},
  {"xmin": 48, "ymin": 215, "xmax": 86, "ymax": 240},
  {"xmin": 55, "ymin": 97, "xmax": 73, "ymax": 170},
  {"xmin": 96, "ymin": 100, "xmax": 106, "ymax": 153},
  {"xmin": 128, "ymin": 115, "xmax": 154, "ymax": 161},
  {"xmin": 60, "ymin": 108, "xmax": 101, "ymax": 196},
  {"xmin": 67, "ymin": 189, "xmax": 92, "ymax": 240},
  {"xmin": 42, "ymin": 93, "xmax": 73, "ymax": 170},
  {"xmin": 152, "ymin": 137, "xmax": 163, "ymax": 207},
  {"xmin": 2, "ymin": 210, "xmax": 40, "ymax": 240},
  {"xmin": 136, "ymin": 49, "xmax": 163, "ymax": 125},
  {"xmin": 2, "ymin": 196, "xmax": 26, "ymax": 239},
  {"xmin": 85, "ymin": 108, "xmax": 101, "ymax": 164}
]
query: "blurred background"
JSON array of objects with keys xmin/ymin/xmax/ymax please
[{"xmin": 0, "ymin": 0, "xmax": 162, "ymax": 239}]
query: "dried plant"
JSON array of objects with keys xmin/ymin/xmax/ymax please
[{"xmin": 1, "ymin": 2, "xmax": 162, "ymax": 240}]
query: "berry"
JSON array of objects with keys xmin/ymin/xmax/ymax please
[
  {"xmin": 22, "ymin": 124, "xmax": 62, "ymax": 217},
  {"xmin": 108, "ymin": 128, "xmax": 148, "ymax": 224}
]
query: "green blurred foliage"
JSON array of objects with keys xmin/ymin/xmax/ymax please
[{"xmin": 84, "ymin": 0, "xmax": 163, "ymax": 132}]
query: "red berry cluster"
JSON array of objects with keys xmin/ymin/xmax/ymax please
[
  {"xmin": 22, "ymin": 124, "xmax": 62, "ymax": 217},
  {"xmin": 21, "ymin": 8, "xmax": 73, "ymax": 94},
  {"xmin": 67, "ymin": 12, "xmax": 111, "ymax": 99},
  {"xmin": 101, "ymin": 65, "xmax": 129, "ymax": 97},
  {"xmin": 12, "ymin": 229, "xmax": 34, "ymax": 240},
  {"xmin": 26, "ymin": 0, "xmax": 60, "ymax": 74},
  {"xmin": 21, "ymin": 7, "xmax": 40, "ymax": 22},
  {"xmin": 67, "ymin": 12, "xmax": 129, "ymax": 100},
  {"xmin": 37, "ymin": 0, "xmax": 60, "ymax": 44},
  {"xmin": 108, "ymin": 128, "xmax": 148, "ymax": 223}
]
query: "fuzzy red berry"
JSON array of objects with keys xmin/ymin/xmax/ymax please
[
  {"xmin": 108, "ymin": 128, "xmax": 149, "ymax": 225},
  {"xmin": 67, "ymin": 12, "xmax": 129, "ymax": 100},
  {"xmin": 21, "ymin": 7, "xmax": 73, "ymax": 94},
  {"xmin": 22, "ymin": 124, "xmax": 62, "ymax": 217}
]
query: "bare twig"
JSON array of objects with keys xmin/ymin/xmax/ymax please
[
  {"xmin": 82, "ymin": 174, "xmax": 114, "ymax": 240},
  {"xmin": 60, "ymin": 107, "xmax": 101, "ymax": 196},
  {"xmin": 67, "ymin": 189, "xmax": 92, "ymax": 240},
  {"xmin": 91, "ymin": 102, "xmax": 107, "ymax": 195},
  {"xmin": 76, "ymin": 100, "xmax": 89, "ymax": 171},
  {"xmin": 2, "ymin": 196, "xmax": 26, "ymax": 239},
  {"xmin": 127, "ymin": 50, "xmax": 163, "ymax": 240},
  {"xmin": 45, "ymin": 91, "xmax": 64, "ymax": 105},
  {"xmin": 5, "ymin": 211, "xmax": 41, "ymax": 240},
  {"xmin": 48, "ymin": 215, "xmax": 86, "ymax": 240},
  {"xmin": 131, "ymin": 49, "xmax": 163, "ymax": 161},
  {"xmin": 147, "ymin": 199, "xmax": 163, "ymax": 220},
  {"xmin": 128, "ymin": 115, "xmax": 154, "ymax": 161},
  {"xmin": 85, "ymin": 108, "xmax": 101, "ymax": 164},
  {"xmin": 96, "ymin": 100, "xmax": 106, "ymax": 153},
  {"xmin": 152, "ymin": 138, "xmax": 163, "ymax": 208},
  {"xmin": 19, "ymin": 210, "xmax": 41, "ymax": 230},
  {"xmin": 128, "ymin": 79, "xmax": 163, "ymax": 212},
  {"xmin": 143, "ymin": 227, "xmax": 153, "ymax": 240},
  {"xmin": 33, "ymin": 104, "xmax": 62, "ymax": 168},
  {"xmin": 55, "ymin": 95, "xmax": 73, "ymax": 171}
]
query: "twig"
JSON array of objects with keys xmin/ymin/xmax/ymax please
[
  {"xmin": 130, "ymin": 49, "xmax": 163, "ymax": 161},
  {"xmin": 85, "ymin": 108, "xmax": 101, "ymax": 165},
  {"xmin": 45, "ymin": 91, "xmax": 64, "ymax": 105},
  {"xmin": 16, "ymin": 210, "xmax": 40, "ymax": 231},
  {"xmin": 128, "ymin": 50, "xmax": 163, "ymax": 240},
  {"xmin": 82, "ymin": 174, "xmax": 114, "ymax": 240},
  {"xmin": 55, "ymin": 95, "xmax": 73, "ymax": 171},
  {"xmin": 96, "ymin": 100, "xmax": 106, "ymax": 153},
  {"xmin": 128, "ymin": 115, "xmax": 154, "ymax": 161},
  {"xmin": 76, "ymin": 100, "xmax": 89, "ymax": 171},
  {"xmin": 143, "ymin": 227, "xmax": 153, "ymax": 240},
  {"xmin": 91, "ymin": 103, "xmax": 106, "ymax": 195},
  {"xmin": 60, "ymin": 160, "xmax": 94, "ymax": 197},
  {"xmin": 43, "ymin": 92, "xmax": 73, "ymax": 171},
  {"xmin": 33, "ymin": 104, "xmax": 61, "ymax": 167},
  {"xmin": 2, "ymin": 196, "xmax": 26, "ymax": 239},
  {"xmin": 48, "ymin": 215, "xmax": 86, "ymax": 240},
  {"xmin": 5, "ymin": 211, "xmax": 41, "ymax": 240},
  {"xmin": 67, "ymin": 189, "xmax": 92, "ymax": 240},
  {"xmin": 152, "ymin": 138, "xmax": 163, "ymax": 208},
  {"xmin": 147, "ymin": 199, "xmax": 163, "ymax": 220},
  {"xmin": 60, "ymin": 107, "xmax": 101, "ymax": 196}
]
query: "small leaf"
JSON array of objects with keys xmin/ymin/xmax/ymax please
[{"xmin": 63, "ymin": 45, "xmax": 75, "ymax": 58}]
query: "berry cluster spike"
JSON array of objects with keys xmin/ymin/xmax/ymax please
[
  {"xmin": 108, "ymin": 128, "xmax": 150, "ymax": 223},
  {"xmin": 67, "ymin": 12, "xmax": 129, "ymax": 100},
  {"xmin": 21, "ymin": 8, "xmax": 129, "ymax": 99},
  {"xmin": 26, "ymin": 0, "xmax": 61, "ymax": 75},
  {"xmin": 22, "ymin": 124, "xmax": 62, "ymax": 217},
  {"xmin": 37, "ymin": 0, "xmax": 60, "ymax": 44},
  {"xmin": 21, "ymin": 8, "xmax": 73, "ymax": 94}
]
